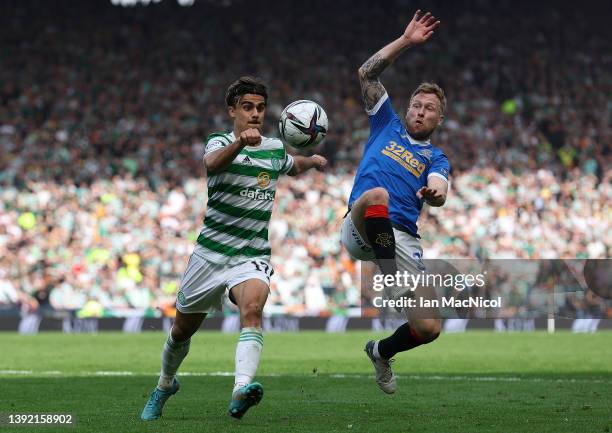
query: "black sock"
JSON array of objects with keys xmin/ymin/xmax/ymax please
[
  {"xmin": 364, "ymin": 205, "xmax": 397, "ymax": 276},
  {"xmin": 377, "ymin": 323, "xmax": 425, "ymax": 359}
]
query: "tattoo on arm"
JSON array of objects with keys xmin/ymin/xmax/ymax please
[{"xmin": 358, "ymin": 53, "xmax": 390, "ymax": 110}]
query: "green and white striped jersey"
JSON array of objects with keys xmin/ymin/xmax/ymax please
[{"xmin": 194, "ymin": 131, "xmax": 294, "ymax": 265}]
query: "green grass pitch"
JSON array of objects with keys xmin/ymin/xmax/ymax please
[{"xmin": 0, "ymin": 331, "xmax": 610, "ymax": 432}]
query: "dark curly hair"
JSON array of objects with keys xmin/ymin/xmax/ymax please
[{"xmin": 225, "ymin": 76, "xmax": 268, "ymax": 107}]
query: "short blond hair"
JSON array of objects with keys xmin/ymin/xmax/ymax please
[{"xmin": 410, "ymin": 82, "xmax": 446, "ymax": 115}]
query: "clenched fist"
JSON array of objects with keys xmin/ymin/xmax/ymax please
[{"xmin": 239, "ymin": 128, "xmax": 262, "ymax": 147}]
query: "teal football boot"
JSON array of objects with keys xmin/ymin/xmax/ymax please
[
  {"xmin": 141, "ymin": 378, "xmax": 180, "ymax": 421},
  {"xmin": 228, "ymin": 382, "xmax": 264, "ymax": 419}
]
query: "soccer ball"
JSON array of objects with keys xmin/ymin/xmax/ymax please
[{"xmin": 278, "ymin": 100, "xmax": 328, "ymax": 149}]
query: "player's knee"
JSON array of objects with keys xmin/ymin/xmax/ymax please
[
  {"xmin": 411, "ymin": 321, "xmax": 441, "ymax": 344},
  {"xmin": 240, "ymin": 301, "xmax": 264, "ymax": 323},
  {"xmin": 364, "ymin": 187, "xmax": 389, "ymax": 206},
  {"xmin": 170, "ymin": 325, "xmax": 192, "ymax": 342}
]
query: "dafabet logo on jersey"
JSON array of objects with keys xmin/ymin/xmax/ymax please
[
  {"xmin": 257, "ymin": 172, "xmax": 271, "ymax": 188},
  {"xmin": 240, "ymin": 188, "xmax": 275, "ymax": 201},
  {"xmin": 381, "ymin": 141, "xmax": 426, "ymax": 178}
]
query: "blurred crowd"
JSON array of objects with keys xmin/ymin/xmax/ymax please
[{"xmin": 0, "ymin": 0, "xmax": 610, "ymax": 317}]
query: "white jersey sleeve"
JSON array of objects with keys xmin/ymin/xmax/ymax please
[
  {"xmin": 280, "ymin": 153, "xmax": 295, "ymax": 174},
  {"xmin": 204, "ymin": 133, "xmax": 233, "ymax": 154}
]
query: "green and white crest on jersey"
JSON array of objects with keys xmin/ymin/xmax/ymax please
[{"xmin": 271, "ymin": 158, "xmax": 281, "ymax": 171}]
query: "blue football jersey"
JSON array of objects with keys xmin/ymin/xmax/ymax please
[{"xmin": 348, "ymin": 93, "xmax": 450, "ymax": 236}]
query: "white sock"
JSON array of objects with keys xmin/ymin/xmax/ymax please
[
  {"xmin": 233, "ymin": 327, "xmax": 264, "ymax": 395},
  {"xmin": 157, "ymin": 334, "xmax": 190, "ymax": 390}
]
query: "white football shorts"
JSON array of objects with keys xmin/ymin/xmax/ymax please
[
  {"xmin": 341, "ymin": 210, "xmax": 426, "ymax": 299},
  {"xmin": 175, "ymin": 247, "xmax": 273, "ymax": 314}
]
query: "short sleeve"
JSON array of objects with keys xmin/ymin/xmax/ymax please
[
  {"xmin": 427, "ymin": 151, "xmax": 451, "ymax": 182},
  {"xmin": 205, "ymin": 139, "xmax": 227, "ymax": 154},
  {"xmin": 280, "ymin": 153, "xmax": 295, "ymax": 174},
  {"xmin": 204, "ymin": 133, "xmax": 233, "ymax": 155},
  {"xmin": 367, "ymin": 93, "xmax": 398, "ymax": 138}
]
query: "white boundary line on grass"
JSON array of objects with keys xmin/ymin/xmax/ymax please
[{"xmin": 0, "ymin": 370, "xmax": 610, "ymax": 384}]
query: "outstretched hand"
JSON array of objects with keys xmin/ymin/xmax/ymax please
[
  {"xmin": 417, "ymin": 186, "xmax": 444, "ymax": 204},
  {"xmin": 311, "ymin": 154, "xmax": 328, "ymax": 172},
  {"xmin": 403, "ymin": 10, "xmax": 440, "ymax": 45}
]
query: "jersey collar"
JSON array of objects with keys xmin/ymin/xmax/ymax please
[{"xmin": 401, "ymin": 132, "xmax": 431, "ymax": 147}]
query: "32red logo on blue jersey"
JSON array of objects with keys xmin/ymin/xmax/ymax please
[{"xmin": 381, "ymin": 141, "xmax": 426, "ymax": 178}]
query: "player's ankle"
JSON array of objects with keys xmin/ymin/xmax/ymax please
[
  {"xmin": 232, "ymin": 383, "xmax": 248, "ymax": 398},
  {"xmin": 158, "ymin": 375, "xmax": 175, "ymax": 389}
]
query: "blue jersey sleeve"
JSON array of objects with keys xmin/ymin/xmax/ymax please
[
  {"xmin": 427, "ymin": 150, "xmax": 451, "ymax": 182},
  {"xmin": 367, "ymin": 93, "xmax": 398, "ymax": 139}
]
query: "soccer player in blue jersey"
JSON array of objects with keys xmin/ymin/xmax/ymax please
[{"xmin": 340, "ymin": 10, "xmax": 449, "ymax": 394}]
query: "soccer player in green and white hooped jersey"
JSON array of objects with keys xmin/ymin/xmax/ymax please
[{"xmin": 141, "ymin": 76, "xmax": 327, "ymax": 421}]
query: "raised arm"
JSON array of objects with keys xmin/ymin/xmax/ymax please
[
  {"xmin": 204, "ymin": 128, "xmax": 261, "ymax": 174},
  {"xmin": 358, "ymin": 10, "xmax": 440, "ymax": 111}
]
